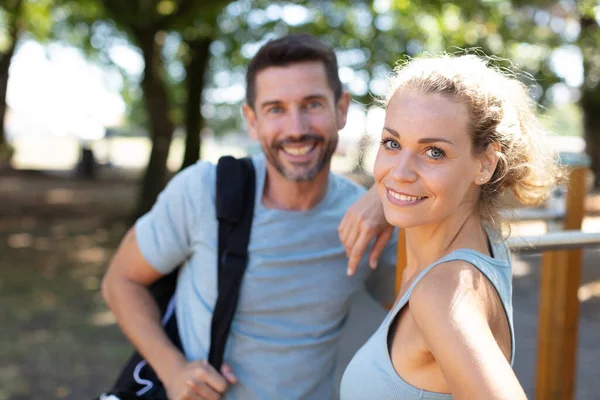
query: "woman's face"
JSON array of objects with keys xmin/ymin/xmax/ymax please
[{"xmin": 374, "ymin": 90, "xmax": 489, "ymax": 229}]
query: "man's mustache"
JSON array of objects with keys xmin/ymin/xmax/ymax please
[{"xmin": 273, "ymin": 134, "xmax": 324, "ymax": 148}]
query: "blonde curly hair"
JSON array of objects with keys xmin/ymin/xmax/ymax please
[{"xmin": 383, "ymin": 54, "xmax": 564, "ymax": 224}]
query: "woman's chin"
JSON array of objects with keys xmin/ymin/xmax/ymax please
[{"xmin": 384, "ymin": 215, "xmax": 425, "ymax": 230}]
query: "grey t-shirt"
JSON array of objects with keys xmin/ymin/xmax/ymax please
[{"xmin": 135, "ymin": 154, "xmax": 397, "ymax": 400}]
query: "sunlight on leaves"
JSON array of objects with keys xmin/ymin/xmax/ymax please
[
  {"xmin": 511, "ymin": 257, "xmax": 532, "ymax": 278},
  {"xmin": 44, "ymin": 189, "xmax": 75, "ymax": 205},
  {"xmin": 579, "ymin": 280, "xmax": 600, "ymax": 302},
  {"xmin": 72, "ymin": 247, "xmax": 110, "ymax": 264},
  {"xmin": 507, "ymin": 221, "xmax": 548, "ymax": 237},
  {"xmin": 55, "ymin": 386, "xmax": 70, "ymax": 398},
  {"xmin": 582, "ymin": 216, "xmax": 600, "ymax": 232},
  {"xmin": 156, "ymin": 0, "xmax": 176, "ymax": 16},
  {"xmin": 7, "ymin": 233, "xmax": 33, "ymax": 248},
  {"xmin": 90, "ymin": 310, "xmax": 117, "ymax": 326}
]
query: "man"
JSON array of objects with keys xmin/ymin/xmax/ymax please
[{"xmin": 102, "ymin": 33, "xmax": 397, "ymax": 400}]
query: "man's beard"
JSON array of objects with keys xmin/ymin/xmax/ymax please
[{"xmin": 261, "ymin": 133, "xmax": 338, "ymax": 182}]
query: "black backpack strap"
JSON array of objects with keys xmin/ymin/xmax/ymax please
[{"xmin": 208, "ymin": 155, "xmax": 256, "ymax": 369}]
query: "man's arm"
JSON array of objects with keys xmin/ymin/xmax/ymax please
[
  {"xmin": 102, "ymin": 227, "xmax": 187, "ymax": 384},
  {"xmin": 103, "ymin": 227, "xmax": 236, "ymax": 400},
  {"xmin": 338, "ymin": 184, "xmax": 394, "ymax": 276},
  {"xmin": 103, "ymin": 163, "xmax": 236, "ymax": 399}
]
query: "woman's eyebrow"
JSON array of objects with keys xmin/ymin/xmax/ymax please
[
  {"xmin": 418, "ymin": 137, "xmax": 454, "ymax": 145},
  {"xmin": 383, "ymin": 127, "xmax": 454, "ymax": 145}
]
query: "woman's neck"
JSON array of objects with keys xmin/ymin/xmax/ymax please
[{"xmin": 403, "ymin": 209, "xmax": 488, "ymax": 280}]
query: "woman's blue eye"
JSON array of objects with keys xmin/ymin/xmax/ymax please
[
  {"xmin": 426, "ymin": 147, "xmax": 446, "ymax": 159},
  {"xmin": 381, "ymin": 139, "xmax": 400, "ymax": 150}
]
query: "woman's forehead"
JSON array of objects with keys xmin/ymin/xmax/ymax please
[{"xmin": 385, "ymin": 91, "xmax": 471, "ymax": 141}]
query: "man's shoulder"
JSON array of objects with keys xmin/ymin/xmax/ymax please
[
  {"xmin": 329, "ymin": 172, "xmax": 368, "ymax": 201},
  {"xmin": 157, "ymin": 159, "xmax": 218, "ymax": 209},
  {"xmin": 175, "ymin": 159, "xmax": 217, "ymax": 189}
]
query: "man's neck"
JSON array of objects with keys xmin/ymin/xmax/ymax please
[{"xmin": 262, "ymin": 163, "xmax": 330, "ymax": 211}]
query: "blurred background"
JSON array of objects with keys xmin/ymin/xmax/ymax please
[{"xmin": 0, "ymin": 0, "xmax": 599, "ymax": 399}]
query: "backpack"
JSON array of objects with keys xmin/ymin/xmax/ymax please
[{"xmin": 97, "ymin": 156, "xmax": 256, "ymax": 399}]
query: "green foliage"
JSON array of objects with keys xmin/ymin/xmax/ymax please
[
  {"xmin": 0, "ymin": 0, "xmax": 53, "ymax": 52},
  {"xmin": 7, "ymin": 0, "xmax": 595, "ymax": 140},
  {"xmin": 194, "ymin": 0, "xmax": 575, "ymax": 137}
]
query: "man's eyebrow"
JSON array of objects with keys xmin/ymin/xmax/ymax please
[
  {"xmin": 304, "ymin": 94, "xmax": 328, "ymax": 100},
  {"xmin": 260, "ymin": 94, "xmax": 328, "ymax": 109},
  {"xmin": 382, "ymin": 127, "xmax": 454, "ymax": 145},
  {"xmin": 260, "ymin": 100, "xmax": 281, "ymax": 109}
]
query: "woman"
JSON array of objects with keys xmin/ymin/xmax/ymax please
[{"xmin": 340, "ymin": 54, "xmax": 562, "ymax": 399}]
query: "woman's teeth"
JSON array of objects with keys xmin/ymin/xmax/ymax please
[{"xmin": 389, "ymin": 191, "xmax": 426, "ymax": 202}]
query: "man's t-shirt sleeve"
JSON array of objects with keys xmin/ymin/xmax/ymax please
[{"xmin": 134, "ymin": 162, "xmax": 208, "ymax": 274}]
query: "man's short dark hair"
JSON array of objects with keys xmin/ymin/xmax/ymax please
[{"xmin": 246, "ymin": 33, "xmax": 343, "ymax": 108}]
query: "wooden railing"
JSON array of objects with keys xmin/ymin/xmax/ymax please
[
  {"xmin": 508, "ymin": 229, "xmax": 600, "ymax": 400},
  {"xmin": 525, "ymin": 161, "xmax": 589, "ymax": 400},
  {"xmin": 394, "ymin": 155, "xmax": 595, "ymax": 400}
]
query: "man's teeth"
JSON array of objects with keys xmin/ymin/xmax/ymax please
[
  {"xmin": 282, "ymin": 145, "xmax": 313, "ymax": 156},
  {"xmin": 389, "ymin": 191, "xmax": 425, "ymax": 202}
]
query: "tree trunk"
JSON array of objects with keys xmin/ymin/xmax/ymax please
[
  {"xmin": 580, "ymin": 15, "xmax": 600, "ymax": 188},
  {"xmin": 581, "ymin": 89, "xmax": 600, "ymax": 187},
  {"xmin": 0, "ymin": 0, "xmax": 23, "ymax": 150},
  {"xmin": 180, "ymin": 37, "xmax": 213, "ymax": 171},
  {"xmin": 134, "ymin": 28, "xmax": 176, "ymax": 219},
  {"xmin": 0, "ymin": 46, "xmax": 16, "ymax": 149}
]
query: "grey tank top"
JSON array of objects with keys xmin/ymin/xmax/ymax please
[{"xmin": 340, "ymin": 230, "xmax": 515, "ymax": 400}]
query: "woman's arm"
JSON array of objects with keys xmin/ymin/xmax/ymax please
[{"xmin": 409, "ymin": 260, "xmax": 527, "ymax": 400}]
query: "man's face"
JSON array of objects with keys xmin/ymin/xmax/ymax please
[{"xmin": 243, "ymin": 61, "xmax": 349, "ymax": 182}]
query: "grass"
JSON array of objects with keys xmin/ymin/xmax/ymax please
[{"xmin": 0, "ymin": 174, "xmax": 135, "ymax": 400}]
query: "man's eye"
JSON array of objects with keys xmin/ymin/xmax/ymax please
[
  {"xmin": 308, "ymin": 101, "xmax": 322, "ymax": 109},
  {"xmin": 268, "ymin": 106, "xmax": 283, "ymax": 114}
]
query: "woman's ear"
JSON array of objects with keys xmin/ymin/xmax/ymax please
[{"xmin": 475, "ymin": 143, "xmax": 500, "ymax": 185}]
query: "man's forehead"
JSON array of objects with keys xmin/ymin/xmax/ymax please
[
  {"xmin": 254, "ymin": 61, "xmax": 333, "ymax": 103},
  {"xmin": 256, "ymin": 60, "xmax": 327, "ymax": 78}
]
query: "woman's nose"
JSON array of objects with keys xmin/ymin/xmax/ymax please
[{"xmin": 390, "ymin": 153, "xmax": 418, "ymax": 183}]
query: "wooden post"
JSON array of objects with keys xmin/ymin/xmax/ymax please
[
  {"xmin": 395, "ymin": 228, "xmax": 407, "ymax": 295},
  {"xmin": 535, "ymin": 166, "xmax": 587, "ymax": 400}
]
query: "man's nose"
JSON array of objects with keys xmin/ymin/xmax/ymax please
[{"xmin": 284, "ymin": 108, "xmax": 309, "ymax": 135}]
